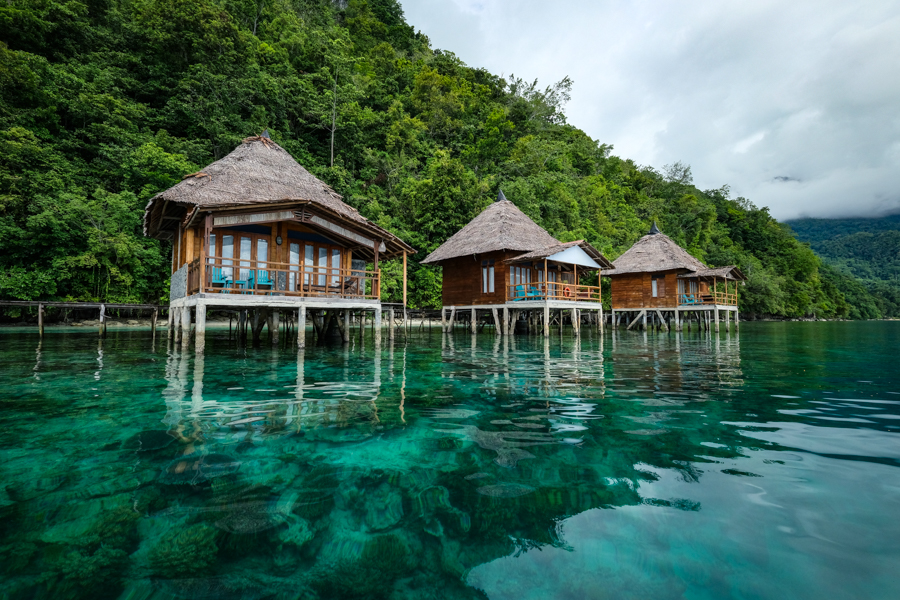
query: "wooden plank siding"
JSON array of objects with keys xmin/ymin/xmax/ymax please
[
  {"xmin": 441, "ymin": 251, "xmax": 515, "ymax": 306},
  {"xmin": 611, "ymin": 270, "xmax": 684, "ymax": 309}
]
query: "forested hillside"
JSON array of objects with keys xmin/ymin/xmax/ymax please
[
  {"xmin": 0, "ymin": 0, "xmax": 888, "ymax": 317},
  {"xmin": 788, "ymin": 215, "xmax": 900, "ymax": 318}
]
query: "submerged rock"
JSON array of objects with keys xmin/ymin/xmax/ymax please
[
  {"xmin": 476, "ymin": 483, "xmax": 535, "ymax": 498},
  {"xmin": 160, "ymin": 453, "xmax": 241, "ymax": 486},
  {"xmin": 123, "ymin": 430, "xmax": 176, "ymax": 452},
  {"xmin": 364, "ymin": 482, "xmax": 404, "ymax": 531},
  {"xmin": 149, "ymin": 523, "xmax": 219, "ymax": 578}
]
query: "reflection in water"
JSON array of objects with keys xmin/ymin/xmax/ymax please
[{"xmin": 0, "ymin": 324, "xmax": 898, "ymax": 600}]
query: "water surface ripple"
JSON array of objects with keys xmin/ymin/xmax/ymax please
[{"xmin": 1, "ymin": 322, "xmax": 898, "ymax": 599}]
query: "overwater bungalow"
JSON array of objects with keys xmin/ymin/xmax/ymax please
[
  {"xmin": 421, "ymin": 191, "xmax": 613, "ymax": 335},
  {"xmin": 605, "ymin": 223, "xmax": 746, "ymax": 332},
  {"xmin": 143, "ymin": 133, "xmax": 414, "ymax": 350}
]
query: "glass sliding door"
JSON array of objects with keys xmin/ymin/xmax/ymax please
[
  {"xmin": 304, "ymin": 244, "xmax": 314, "ymax": 289},
  {"xmin": 331, "ymin": 248, "xmax": 340, "ymax": 286},
  {"xmin": 317, "ymin": 247, "xmax": 327, "ymax": 286},
  {"xmin": 221, "ymin": 235, "xmax": 234, "ymax": 280},
  {"xmin": 239, "ymin": 236, "xmax": 252, "ymax": 282},
  {"xmin": 289, "ymin": 243, "xmax": 300, "ymax": 291}
]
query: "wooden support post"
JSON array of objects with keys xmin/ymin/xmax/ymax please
[
  {"xmin": 151, "ymin": 308, "xmax": 158, "ymax": 339},
  {"xmin": 441, "ymin": 307, "xmax": 447, "ymax": 332},
  {"xmin": 655, "ymin": 309, "xmax": 669, "ymax": 332},
  {"xmin": 448, "ymin": 306, "xmax": 456, "ymax": 331},
  {"xmin": 195, "ymin": 303, "xmax": 206, "ymax": 353},
  {"xmin": 343, "ymin": 310, "xmax": 350, "ymax": 343},
  {"xmin": 297, "ymin": 306, "xmax": 306, "ymax": 348},
  {"xmin": 572, "ymin": 308, "xmax": 579, "ymax": 335},
  {"xmin": 99, "ymin": 304, "xmax": 107, "ymax": 338},
  {"xmin": 641, "ymin": 310, "xmax": 647, "ymax": 331},
  {"xmin": 502, "ymin": 307, "xmax": 509, "ymax": 336},
  {"xmin": 470, "ymin": 308, "xmax": 476, "ymax": 334},
  {"xmin": 359, "ymin": 311, "xmax": 365, "ymax": 341},
  {"xmin": 725, "ymin": 308, "xmax": 730, "ymax": 332},
  {"xmin": 272, "ymin": 310, "xmax": 280, "ymax": 345},
  {"xmin": 735, "ymin": 308, "xmax": 740, "ymax": 330},
  {"xmin": 492, "ymin": 308, "xmax": 501, "ymax": 334},
  {"xmin": 627, "ymin": 310, "xmax": 644, "ymax": 330},
  {"xmin": 388, "ymin": 309, "xmax": 394, "ymax": 340},
  {"xmin": 714, "ymin": 306, "xmax": 720, "ymax": 333},
  {"xmin": 402, "ymin": 250, "xmax": 407, "ymax": 308},
  {"xmin": 38, "ymin": 303, "xmax": 44, "ymax": 337},
  {"xmin": 180, "ymin": 305, "xmax": 191, "ymax": 345},
  {"xmin": 374, "ymin": 307, "xmax": 382, "ymax": 344},
  {"xmin": 543, "ymin": 303, "xmax": 550, "ymax": 337}
]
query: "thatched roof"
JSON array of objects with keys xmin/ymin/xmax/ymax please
[
  {"xmin": 680, "ymin": 266, "xmax": 747, "ymax": 281},
  {"xmin": 421, "ymin": 199, "xmax": 559, "ymax": 264},
  {"xmin": 504, "ymin": 240, "xmax": 614, "ymax": 269},
  {"xmin": 604, "ymin": 230, "xmax": 707, "ymax": 276},
  {"xmin": 143, "ymin": 136, "xmax": 413, "ymax": 257}
]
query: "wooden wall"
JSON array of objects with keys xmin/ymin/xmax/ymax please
[
  {"xmin": 441, "ymin": 250, "xmax": 513, "ymax": 306},
  {"xmin": 610, "ymin": 270, "xmax": 682, "ymax": 309}
]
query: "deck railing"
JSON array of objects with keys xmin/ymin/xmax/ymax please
[
  {"xmin": 185, "ymin": 256, "xmax": 380, "ymax": 300},
  {"xmin": 678, "ymin": 291, "xmax": 738, "ymax": 306},
  {"xmin": 506, "ymin": 282, "xmax": 601, "ymax": 302}
]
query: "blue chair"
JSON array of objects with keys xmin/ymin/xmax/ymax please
[
  {"xmin": 254, "ymin": 269, "xmax": 273, "ymax": 294},
  {"xmin": 211, "ymin": 267, "xmax": 232, "ymax": 293},
  {"xmin": 513, "ymin": 285, "xmax": 526, "ymax": 300}
]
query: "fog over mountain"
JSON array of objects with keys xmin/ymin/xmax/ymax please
[{"xmin": 401, "ymin": 0, "xmax": 900, "ymax": 220}]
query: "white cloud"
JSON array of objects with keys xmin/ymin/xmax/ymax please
[{"xmin": 400, "ymin": 0, "xmax": 900, "ymax": 219}]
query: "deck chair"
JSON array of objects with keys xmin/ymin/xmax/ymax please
[
  {"xmin": 254, "ymin": 270, "xmax": 274, "ymax": 293},
  {"xmin": 211, "ymin": 267, "xmax": 232, "ymax": 293}
]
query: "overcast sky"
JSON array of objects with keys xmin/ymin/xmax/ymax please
[{"xmin": 400, "ymin": 0, "xmax": 900, "ymax": 220}]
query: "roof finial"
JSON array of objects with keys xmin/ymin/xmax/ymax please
[
  {"xmin": 497, "ymin": 189, "xmax": 507, "ymax": 202},
  {"xmin": 648, "ymin": 221, "xmax": 661, "ymax": 235},
  {"xmin": 261, "ymin": 129, "xmax": 271, "ymax": 139}
]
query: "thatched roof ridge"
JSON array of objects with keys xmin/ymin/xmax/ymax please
[
  {"xmin": 680, "ymin": 266, "xmax": 747, "ymax": 281},
  {"xmin": 142, "ymin": 137, "xmax": 413, "ymax": 254},
  {"xmin": 505, "ymin": 240, "xmax": 614, "ymax": 269},
  {"xmin": 421, "ymin": 200, "xmax": 559, "ymax": 264},
  {"xmin": 604, "ymin": 232, "xmax": 707, "ymax": 276}
]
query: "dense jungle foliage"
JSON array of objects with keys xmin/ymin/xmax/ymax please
[
  {"xmin": 0, "ymin": 0, "xmax": 890, "ymax": 317},
  {"xmin": 788, "ymin": 215, "xmax": 900, "ymax": 318}
]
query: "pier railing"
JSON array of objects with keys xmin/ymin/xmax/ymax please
[
  {"xmin": 506, "ymin": 282, "xmax": 601, "ymax": 302},
  {"xmin": 185, "ymin": 256, "xmax": 380, "ymax": 300}
]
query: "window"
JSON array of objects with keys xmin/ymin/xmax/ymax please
[
  {"xmin": 482, "ymin": 260, "xmax": 495, "ymax": 293},
  {"xmin": 651, "ymin": 274, "xmax": 665, "ymax": 298}
]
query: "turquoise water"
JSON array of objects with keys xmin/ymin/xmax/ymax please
[{"xmin": 1, "ymin": 322, "xmax": 899, "ymax": 599}]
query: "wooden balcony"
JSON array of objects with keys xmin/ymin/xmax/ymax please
[
  {"xmin": 186, "ymin": 256, "xmax": 380, "ymax": 300},
  {"xmin": 506, "ymin": 282, "xmax": 601, "ymax": 303},
  {"xmin": 678, "ymin": 291, "xmax": 738, "ymax": 306}
]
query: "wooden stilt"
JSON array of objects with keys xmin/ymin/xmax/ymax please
[
  {"xmin": 502, "ymin": 307, "xmax": 509, "ymax": 337},
  {"xmin": 180, "ymin": 305, "xmax": 190, "ymax": 345},
  {"xmin": 388, "ymin": 308, "xmax": 394, "ymax": 340},
  {"xmin": 492, "ymin": 308, "xmax": 501, "ymax": 334},
  {"xmin": 272, "ymin": 310, "xmax": 280, "ymax": 345},
  {"xmin": 38, "ymin": 303, "xmax": 44, "ymax": 337},
  {"xmin": 543, "ymin": 304, "xmax": 550, "ymax": 337},
  {"xmin": 374, "ymin": 307, "xmax": 382, "ymax": 344},
  {"xmin": 655, "ymin": 309, "xmax": 669, "ymax": 331},
  {"xmin": 151, "ymin": 307, "xmax": 158, "ymax": 339},
  {"xmin": 343, "ymin": 310, "xmax": 350, "ymax": 343},
  {"xmin": 195, "ymin": 303, "xmax": 206, "ymax": 353},
  {"xmin": 441, "ymin": 307, "xmax": 447, "ymax": 333},
  {"xmin": 297, "ymin": 306, "xmax": 306, "ymax": 348},
  {"xmin": 714, "ymin": 306, "xmax": 720, "ymax": 332}
]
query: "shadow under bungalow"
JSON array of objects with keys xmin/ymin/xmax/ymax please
[
  {"xmin": 143, "ymin": 133, "xmax": 414, "ymax": 351},
  {"xmin": 422, "ymin": 191, "xmax": 614, "ymax": 336}
]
